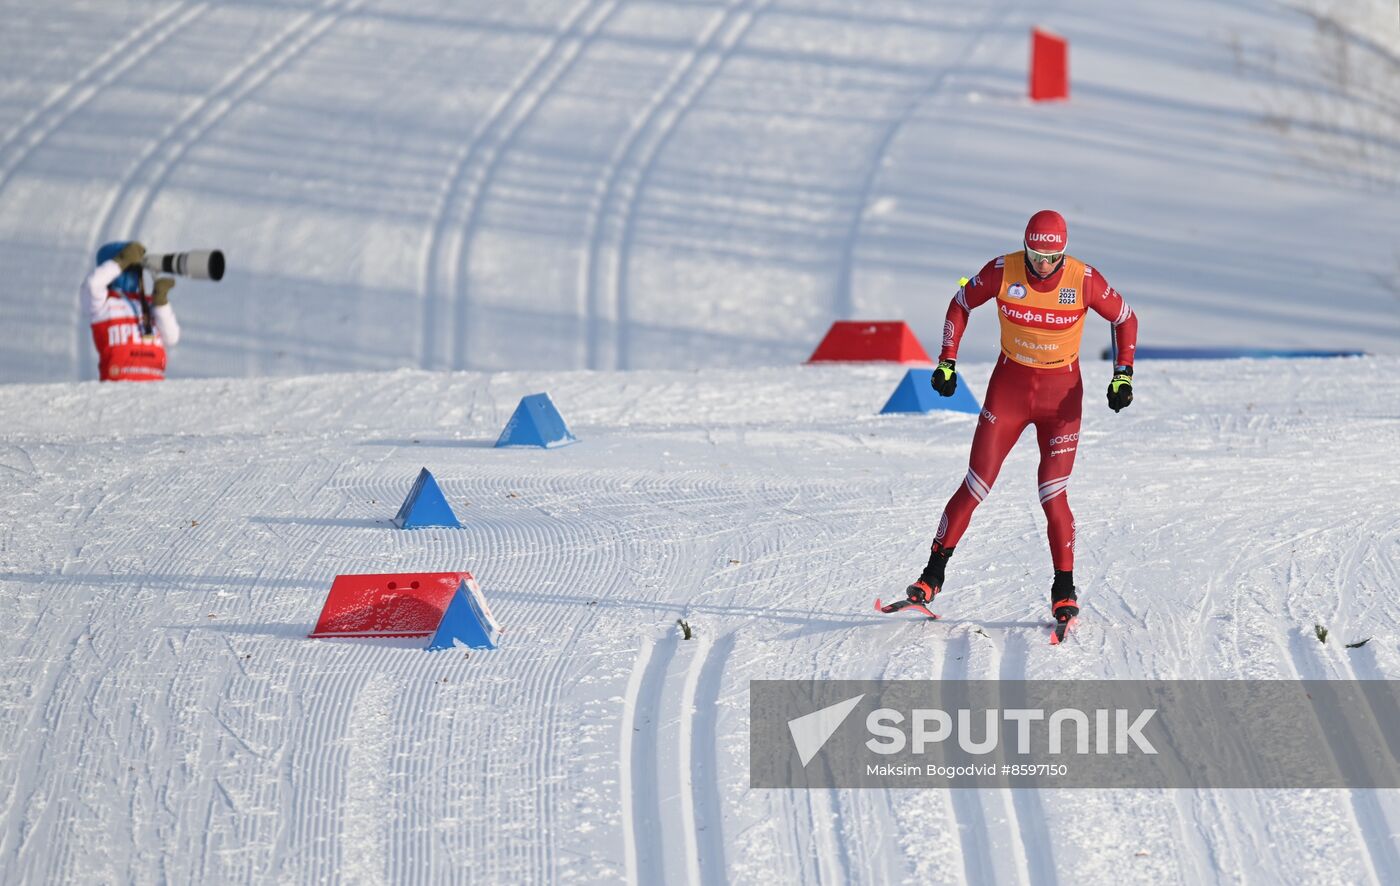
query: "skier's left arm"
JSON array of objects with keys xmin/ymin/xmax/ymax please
[
  {"xmin": 1084, "ymin": 268, "xmax": 1137, "ymax": 411},
  {"xmin": 151, "ymin": 277, "xmax": 180, "ymax": 346}
]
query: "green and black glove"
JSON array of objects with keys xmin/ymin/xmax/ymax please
[
  {"xmin": 152, "ymin": 277, "xmax": 175, "ymax": 307},
  {"xmin": 1107, "ymin": 365, "xmax": 1133, "ymax": 412},
  {"xmin": 930, "ymin": 359, "xmax": 957, "ymax": 397},
  {"xmin": 113, "ymin": 241, "xmax": 146, "ymax": 270}
]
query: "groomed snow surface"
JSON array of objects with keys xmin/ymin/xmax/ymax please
[
  {"xmin": 3, "ymin": 359, "xmax": 1400, "ymax": 883},
  {"xmin": 2, "ymin": 0, "xmax": 1399, "ymax": 883}
]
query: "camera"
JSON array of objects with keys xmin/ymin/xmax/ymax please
[{"xmin": 143, "ymin": 250, "xmax": 225, "ymax": 281}]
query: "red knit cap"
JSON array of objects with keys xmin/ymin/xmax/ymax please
[{"xmin": 1024, "ymin": 210, "xmax": 1067, "ymax": 253}]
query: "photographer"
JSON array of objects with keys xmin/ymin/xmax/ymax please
[{"xmin": 81, "ymin": 241, "xmax": 180, "ymax": 382}]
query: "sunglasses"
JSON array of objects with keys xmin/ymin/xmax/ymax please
[{"xmin": 1025, "ymin": 245, "xmax": 1064, "ymax": 264}]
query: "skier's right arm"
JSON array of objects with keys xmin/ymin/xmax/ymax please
[
  {"xmin": 82, "ymin": 243, "xmax": 145, "ymax": 325},
  {"xmin": 931, "ymin": 260, "xmax": 1000, "ymax": 396},
  {"xmin": 81, "ymin": 261, "xmax": 122, "ymax": 325},
  {"xmin": 939, "ymin": 259, "xmax": 1001, "ymax": 362}
]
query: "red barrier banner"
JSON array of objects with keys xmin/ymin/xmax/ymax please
[
  {"xmin": 807, "ymin": 321, "xmax": 932, "ymax": 364},
  {"xmin": 309, "ymin": 572, "xmax": 476, "ymax": 637}
]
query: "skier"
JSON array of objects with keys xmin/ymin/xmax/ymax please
[
  {"xmin": 903, "ymin": 210, "xmax": 1137, "ymax": 637},
  {"xmin": 82, "ymin": 241, "xmax": 180, "ymax": 382}
]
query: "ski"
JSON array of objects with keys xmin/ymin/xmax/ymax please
[
  {"xmin": 1049, "ymin": 617, "xmax": 1075, "ymax": 645},
  {"xmin": 874, "ymin": 597, "xmax": 939, "ymax": 619},
  {"xmin": 1052, "ymin": 593, "xmax": 1080, "ymax": 643}
]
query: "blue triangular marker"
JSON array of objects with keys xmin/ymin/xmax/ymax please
[
  {"xmin": 495, "ymin": 393, "xmax": 578, "ymax": 448},
  {"xmin": 426, "ymin": 579, "xmax": 501, "ymax": 650},
  {"xmin": 392, "ymin": 467, "xmax": 462, "ymax": 529},
  {"xmin": 879, "ymin": 369, "xmax": 980, "ymax": 415}
]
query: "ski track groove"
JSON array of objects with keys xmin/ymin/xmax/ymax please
[
  {"xmin": 1283, "ymin": 543, "xmax": 1400, "ymax": 885},
  {"xmin": 942, "ymin": 622, "xmax": 1037, "ymax": 886},
  {"xmin": 675, "ymin": 634, "xmax": 711, "ymax": 886},
  {"xmin": 1169, "ymin": 789, "xmax": 1229, "ymax": 886},
  {"xmin": 1174, "ymin": 461, "xmax": 1400, "ymax": 883},
  {"xmin": 752, "ymin": 481, "xmax": 893, "ymax": 886},
  {"xmin": 806, "ymin": 650, "xmax": 854, "ymax": 883},
  {"xmin": 606, "ymin": 0, "xmax": 773, "ymax": 371},
  {"xmin": 419, "ymin": 0, "xmax": 616, "ymax": 371},
  {"xmin": 79, "ymin": 0, "xmax": 366, "ymax": 381},
  {"xmin": 998, "ymin": 631, "xmax": 1057, "ymax": 886},
  {"xmin": 617, "ymin": 638, "xmax": 647, "ymax": 883},
  {"xmin": 859, "ymin": 605, "xmax": 955, "ymax": 885},
  {"xmin": 810, "ymin": 788, "xmax": 850, "ymax": 886},
  {"xmin": 833, "ymin": 2, "xmax": 1013, "ymax": 317},
  {"xmin": 118, "ymin": 0, "xmax": 370, "ymax": 237},
  {"xmin": 691, "ymin": 631, "xmax": 734, "ymax": 886},
  {"xmin": 580, "ymin": 0, "xmax": 770, "ymax": 370},
  {"xmin": 622, "ymin": 636, "xmax": 670, "ymax": 886},
  {"xmin": 611, "ymin": 477, "xmax": 731, "ymax": 885},
  {"xmin": 431, "ymin": 0, "xmax": 625, "ymax": 372},
  {"xmin": 211, "ymin": 631, "xmax": 285, "ymax": 874},
  {"xmin": 622, "ymin": 472, "xmax": 854, "ymax": 886},
  {"xmin": 0, "ymin": 1, "xmax": 207, "ymax": 193},
  {"xmin": 1284, "ymin": 633, "xmax": 1398, "ymax": 884},
  {"xmin": 1196, "ymin": 486, "xmax": 1400, "ymax": 884},
  {"xmin": 939, "ymin": 631, "xmax": 1000, "ymax": 886}
]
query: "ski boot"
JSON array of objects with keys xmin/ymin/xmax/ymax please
[
  {"xmin": 908, "ymin": 542, "xmax": 954, "ymax": 605},
  {"xmin": 877, "ymin": 543, "xmax": 953, "ymax": 616},
  {"xmin": 1050, "ymin": 569, "xmax": 1078, "ymax": 644}
]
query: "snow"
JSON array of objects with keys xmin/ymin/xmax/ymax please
[
  {"xmin": 3, "ymin": 358, "xmax": 1399, "ymax": 882},
  {"xmin": 1, "ymin": 0, "xmax": 1398, "ymax": 882}
]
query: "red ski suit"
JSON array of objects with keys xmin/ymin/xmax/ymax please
[{"xmin": 934, "ymin": 252, "xmax": 1138, "ymax": 570}]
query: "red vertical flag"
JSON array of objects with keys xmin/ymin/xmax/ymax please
[{"xmin": 1029, "ymin": 28, "xmax": 1069, "ymax": 101}]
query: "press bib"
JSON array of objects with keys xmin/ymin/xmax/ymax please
[
  {"xmin": 91, "ymin": 294, "xmax": 167, "ymax": 382},
  {"xmin": 996, "ymin": 252, "xmax": 1088, "ymax": 368}
]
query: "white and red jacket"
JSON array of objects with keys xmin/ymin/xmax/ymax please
[{"xmin": 82, "ymin": 260, "xmax": 180, "ymax": 382}]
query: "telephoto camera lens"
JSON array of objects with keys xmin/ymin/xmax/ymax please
[{"xmin": 144, "ymin": 250, "xmax": 225, "ymax": 281}]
